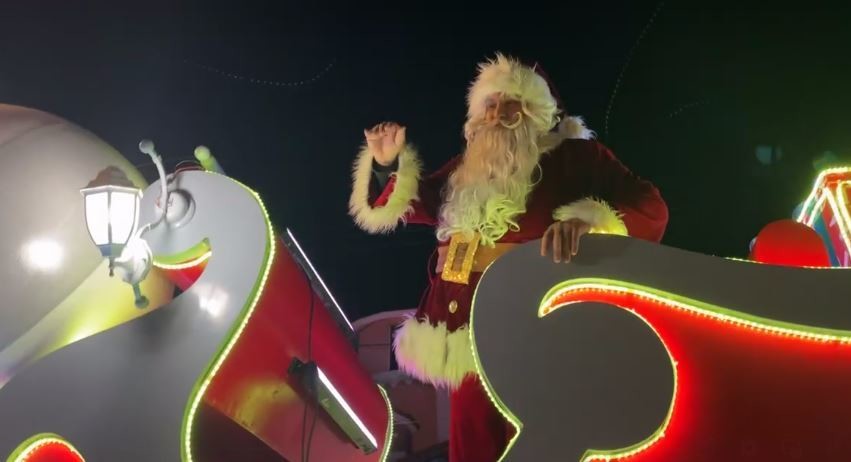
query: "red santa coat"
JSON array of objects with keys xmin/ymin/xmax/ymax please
[{"xmin": 349, "ymin": 120, "xmax": 669, "ymax": 389}]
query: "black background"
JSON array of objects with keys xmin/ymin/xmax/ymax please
[{"xmin": 3, "ymin": 1, "xmax": 849, "ymax": 319}]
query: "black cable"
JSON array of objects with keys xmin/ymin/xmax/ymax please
[
  {"xmin": 300, "ymin": 387, "xmax": 309, "ymax": 462},
  {"xmin": 304, "ymin": 287, "xmax": 316, "ymax": 461},
  {"xmin": 307, "ymin": 287, "xmax": 315, "ymax": 360},
  {"xmin": 300, "ymin": 269, "xmax": 317, "ymax": 462},
  {"xmin": 305, "ymin": 394, "xmax": 319, "ymax": 462}
]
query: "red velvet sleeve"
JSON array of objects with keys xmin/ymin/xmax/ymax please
[{"xmin": 584, "ymin": 142, "xmax": 669, "ymax": 242}]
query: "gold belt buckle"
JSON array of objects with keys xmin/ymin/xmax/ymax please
[{"xmin": 441, "ymin": 232, "xmax": 480, "ymax": 285}]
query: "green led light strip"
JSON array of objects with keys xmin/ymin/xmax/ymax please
[
  {"xmin": 179, "ymin": 174, "xmax": 275, "ymax": 462},
  {"xmin": 153, "ymin": 250, "xmax": 212, "ymax": 270},
  {"xmin": 152, "ymin": 238, "xmax": 212, "ymax": 267},
  {"xmin": 175, "ymin": 172, "xmax": 391, "ymax": 461},
  {"xmin": 377, "ymin": 385, "xmax": 395, "ymax": 462},
  {"xmin": 722, "ymin": 256, "xmax": 851, "ymax": 269},
  {"xmin": 6, "ymin": 433, "xmax": 83, "ymax": 462},
  {"xmin": 543, "ymin": 280, "xmax": 851, "ymax": 343},
  {"xmin": 468, "ymin": 280, "xmax": 523, "ymax": 462}
]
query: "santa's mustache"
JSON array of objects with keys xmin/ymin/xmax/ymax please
[{"xmin": 466, "ymin": 112, "xmax": 526, "ymax": 142}]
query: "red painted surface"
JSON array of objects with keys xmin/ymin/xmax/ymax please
[
  {"xmin": 21, "ymin": 441, "xmax": 83, "ymax": 462},
  {"xmin": 194, "ymin": 403, "xmax": 283, "ymax": 462},
  {"xmin": 202, "ymin": 237, "xmax": 389, "ymax": 461},
  {"xmin": 159, "ymin": 259, "xmax": 207, "ymax": 292},
  {"xmin": 749, "ymin": 219, "xmax": 831, "ymax": 267},
  {"xmin": 547, "ymin": 289, "xmax": 851, "ymax": 461}
]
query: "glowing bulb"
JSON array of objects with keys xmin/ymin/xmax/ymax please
[{"xmin": 21, "ymin": 239, "xmax": 63, "ymax": 272}]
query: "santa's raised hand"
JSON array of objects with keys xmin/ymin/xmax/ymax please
[{"xmin": 364, "ymin": 122, "xmax": 406, "ymax": 166}]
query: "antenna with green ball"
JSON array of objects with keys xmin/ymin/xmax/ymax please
[{"xmin": 194, "ymin": 145, "xmax": 224, "ymax": 174}]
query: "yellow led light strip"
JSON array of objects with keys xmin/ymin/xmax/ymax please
[
  {"xmin": 377, "ymin": 385, "xmax": 395, "ymax": 462},
  {"xmin": 153, "ymin": 250, "xmax": 212, "ymax": 270},
  {"xmin": 7, "ymin": 433, "xmax": 83, "ymax": 462},
  {"xmin": 180, "ymin": 174, "xmax": 276, "ymax": 462}
]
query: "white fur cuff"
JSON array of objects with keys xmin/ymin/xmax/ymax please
[
  {"xmin": 348, "ymin": 144, "xmax": 422, "ymax": 234},
  {"xmin": 553, "ymin": 197, "xmax": 628, "ymax": 236},
  {"xmin": 538, "ymin": 116, "xmax": 595, "ymax": 153},
  {"xmin": 393, "ymin": 316, "xmax": 477, "ymax": 390},
  {"xmin": 558, "ymin": 116, "xmax": 595, "ymax": 140}
]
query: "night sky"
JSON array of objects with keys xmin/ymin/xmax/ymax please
[{"xmin": 2, "ymin": 1, "xmax": 849, "ymax": 320}]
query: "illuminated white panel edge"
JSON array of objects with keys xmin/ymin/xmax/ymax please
[{"xmin": 285, "ymin": 228, "xmax": 354, "ymax": 330}]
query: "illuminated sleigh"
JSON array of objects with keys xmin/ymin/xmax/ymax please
[
  {"xmin": 3, "ymin": 102, "xmax": 849, "ymax": 462},
  {"xmin": 471, "ymin": 171, "xmax": 851, "ymax": 461},
  {"xmin": 0, "ymin": 106, "xmax": 393, "ymax": 461},
  {"xmin": 0, "ymin": 172, "xmax": 393, "ymax": 462}
]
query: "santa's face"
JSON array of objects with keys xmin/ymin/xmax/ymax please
[
  {"xmin": 460, "ymin": 93, "xmax": 543, "ymax": 186},
  {"xmin": 483, "ymin": 93, "xmax": 524, "ymax": 128}
]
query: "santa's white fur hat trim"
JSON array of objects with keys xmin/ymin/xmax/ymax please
[{"xmin": 467, "ymin": 53, "xmax": 560, "ymax": 130}]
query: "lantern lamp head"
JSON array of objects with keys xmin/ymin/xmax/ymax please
[
  {"xmin": 80, "ymin": 140, "xmax": 202, "ymax": 309},
  {"xmin": 80, "ymin": 166, "xmax": 142, "ymax": 275}
]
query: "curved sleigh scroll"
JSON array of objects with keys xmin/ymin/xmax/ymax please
[
  {"xmin": 472, "ymin": 235, "xmax": 851, "ymax": 461},
  {"xmin": 0, "ymin": 171, "xmax": 391, "ymax": 461}
]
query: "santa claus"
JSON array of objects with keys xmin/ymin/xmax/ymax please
[{"xmin": 348, "ymin": 53, "xmax": 668, "ymax": 462}]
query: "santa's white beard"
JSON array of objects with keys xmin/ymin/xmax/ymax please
[{"xmin": 436, "ymin": 117, "xmax": 542, "ymax": 246}]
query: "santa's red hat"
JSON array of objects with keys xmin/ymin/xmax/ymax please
[
  {"xmin": 528, "ymin": 62, "xmax": 565, "ymax": 114},
  {"xmin": 466, "ymin": 53, "xmax": 594, "ymax": 140}
]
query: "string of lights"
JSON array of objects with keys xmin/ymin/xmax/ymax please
[
  {"xmin": 184, "ymin": 58, "xmax": 335, "ymax": 87},
  {"xmin": 604, "ymin": 1, "xmax": 666, "ymax": 138}
]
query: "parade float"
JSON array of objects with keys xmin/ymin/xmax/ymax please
[{"xmin": 1, "ymin": 104, "xmax": 849, "ymax": 461}]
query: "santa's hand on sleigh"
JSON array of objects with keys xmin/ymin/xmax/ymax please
[
  {"xmin": 364, "ymin": 121, "xmax": 407, "ymax": 166},
  {"xmin": 541, "ymin": 218, "xmax": 591, "ymax": 263}
]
